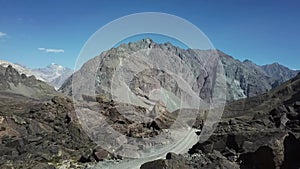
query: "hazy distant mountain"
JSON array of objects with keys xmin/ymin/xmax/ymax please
[
  {"xmin": 60, "ymin": 39, "xmax": 299, "ymax": 101},
  {"xmin": 32, "ymin": 63, "xmax": 73, "ymax": 89},
  {"xmin": 0, "ymin": 60, "xmax": 73, "ymax": 89}
]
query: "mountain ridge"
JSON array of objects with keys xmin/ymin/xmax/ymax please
[{"xmin": 61, "ymin": 39, "xmax": 299, "ymax": 102}]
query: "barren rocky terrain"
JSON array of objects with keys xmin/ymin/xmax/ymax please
[{"xmin": 0, "ymin": 40, "xmax": 299, "ymax": 169}]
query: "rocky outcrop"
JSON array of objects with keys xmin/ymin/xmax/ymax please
[
  {"xmin": 188, "ymin": 118, "xmax": 287, "ymax": 169},
  {"xmin": 0, "ymin": 94, "xmax": 91, "ymax": 168}
]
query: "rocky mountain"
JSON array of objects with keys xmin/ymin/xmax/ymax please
[
  {"xmin": 0, "ymin": 60, "xmax": 73, "ymax": 89},
  {"xmin": 61, "ymin": 39, "xmax": 226, "ymax": 112},
  {"xmin": 1, "ymin": 39, "xmax": 299, "ymax": 169},
  {"xmin": 61, "ymin": 39, "xmax": 298, "ymax": 102}
]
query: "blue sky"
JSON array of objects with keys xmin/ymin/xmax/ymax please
[{"xmin": 0, "ymin": 0, "xmax": 299, "ymax": 69}]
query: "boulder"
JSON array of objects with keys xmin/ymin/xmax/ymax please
[{"xmin": 140, "ymin": 152, "xmax": 191, "ymax": 169}]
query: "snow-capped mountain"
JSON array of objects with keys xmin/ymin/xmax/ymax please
[
  {"xmin": 0, "ymin": 60, "xmax": 45, "ymax": 81},
  {"xmin": 0, "ymin": 60, "xmax": 73, "ymax": 89}
]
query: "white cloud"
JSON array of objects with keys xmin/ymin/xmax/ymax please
[
  {"xmin": 0, "ymin": 32, "xmax": 7, "ymax": 38},
  {"xmin": 38, "ymin": 48, "xmax": 64, "ymax": 53},
  {"xmin": 46, "ymin": 49, "xmax": 64, "ymax": 53}
]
